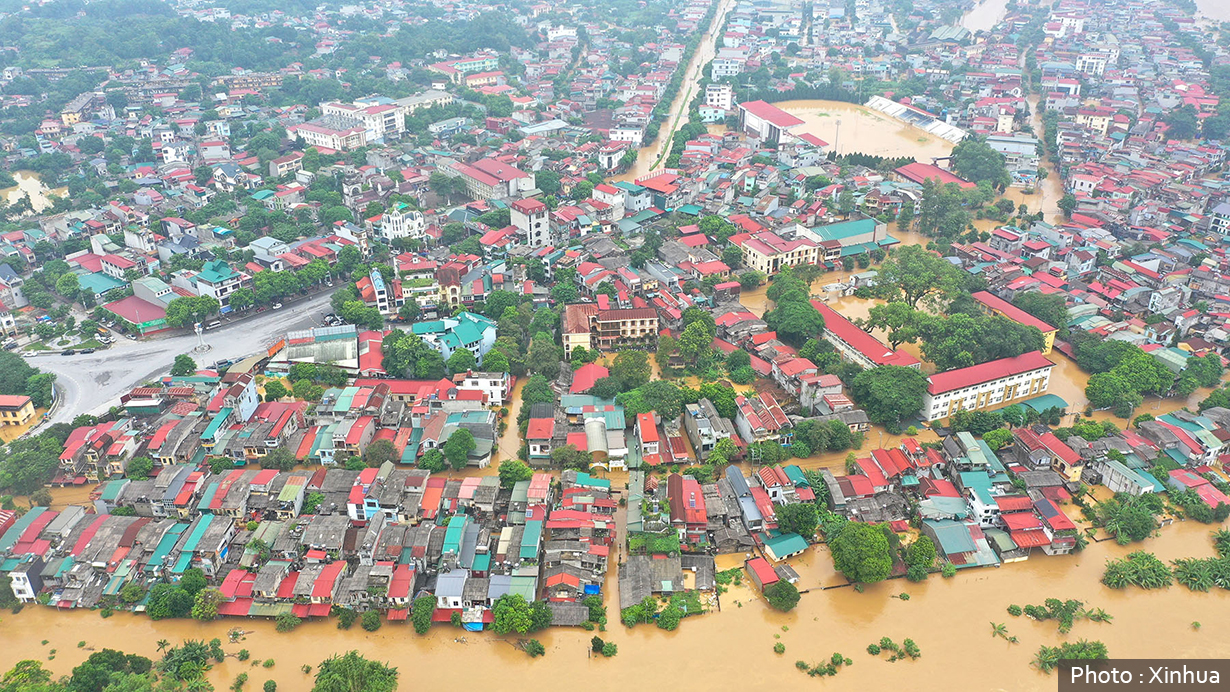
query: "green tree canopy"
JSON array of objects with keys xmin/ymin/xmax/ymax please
[{"xmin": 829, "ymin": 521, "xmax": 893, "ymax": 584}]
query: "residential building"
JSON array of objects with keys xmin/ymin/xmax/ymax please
[{"xmin": 922, "ymin": 351, "xmax": 1055, "ymax": 422}]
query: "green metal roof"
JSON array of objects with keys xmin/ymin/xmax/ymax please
[
  {"xmin": 0, "ymin": 507, "xmax": 47, "ymax": 553},
  {"xmin": 202, "ymin": 408, "xmax": 233, "ymax": 442},
  {"xmin": 520, "ymin": 520, "xmax": 543, "ymax": 560},
  {"xmin": 146, "ymin": 522, "xmax": 189, "ymax": 570}
]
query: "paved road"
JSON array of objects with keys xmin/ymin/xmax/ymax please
[{"xmin": 28, "ymin": 291, "xmax": 335, "ymax": 426}]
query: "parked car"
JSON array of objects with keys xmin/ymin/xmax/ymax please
[
  {"xmin": 61, "ymin": 349, "xmax": 75, "ymax": 356},
  {"xmin": 3, "ymin": 341, "xmax": 17, "ymax": 350},
  {"xmin": 272, "ymin": 302, "xmax": 283, "ymax": 310},
  {"xmin": 80, "ymin": 348, "xmax": 95, "ymax": 354}
]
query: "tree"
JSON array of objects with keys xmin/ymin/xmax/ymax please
[
  {"xmin": 1164, "ymin": 104, "xmax": 1200, "ymax": 141},
  {"xmin": 55, "ymin": 271, "xmax": 79, "ymax": 299},
  {"xmin": 1012, "ymin": 292, "xmax": 1068, "ymax": 333},
  {"xmin": 164, "ymin": 295, "xmax": 221, "ymax": 328},
  {"xmin": 983, "ymin": 428, "xmax": 1013, "ymax": 451},
  {"xmin": 764, "ymin": 580, "xmax": 800, "ymax": 612},
  {"xmin": 230, "ymin": 287, "xmax": 254, "ymax": 311},
  {"xmin": 361, "ymin": 610, "xmax": 382, "ymax": 632},
  {"xmin": 171, "ymin": 354, "xmax": 197, "ymax": 376},
  {"xmin": 862, "ymin": 302, "xmax": 922, "ymax": 349},
  {"xmin": 447, "ymin": 348, "xmax": 476, "ymax": 374},
  {"xmin": 264, "ymin": 380, "xmax": 287, "ymax": 401},
  {"xmin": 418, "ymin": 448, "xmax": 446, "ymax": 473},
  {"xmin": 828, "ymin": 521, "xmax": 893, "ymax": 584},
  {"xmin": 492, "ymin": 594, "xmax": 534, "ymax": 634},
  {"xmin": 481, "ymin": 348, "xmax": 510, "ymax": 373},
  {"xmin": 775, "ymin": 502, "xmax": 818, "ymax": 538},
  {"xmin": 363, "ymin": 439, "xmax": 398, "ymax": 467},
  {"xmin": 950, "ymin": 136, "xmax": 1011, "ymax": 188},
  {"xmin": 126, "ymin": 456, "xmax": 155, "ymax": 480},
  {"xmin": 527, "ymin": 331, "xmax": 561, "ymax": 376},
  {"xmin": 764, "ymin": 298, "xmax": 825, "ymax": 346},
  {"xmin": 611, "ymin": 350, "xmax": 651, "ymax": 388},
  {"xmin": 381, "ymin": 330, "xmax": 447, "ymax": 379},
  {"xmin": 311, "ymin": 651, "xmax": 398, "ymax": 692},
  {"xmin": 411, "ymin": 595, "xmax": 434, "ymax": 634},
  {"xmin": 905, "ymin": 536, "xmax": 936, "ymax": 572},
  {"xmin": 260, "ymin": 447, "xmax": 297, "ymax": 471},
  {"xmin": 191, "ymin": 588, "xmax": 223, "ymax": 621},
  {"xmin": 443, "ymin": 428, "xmax": 476, "ymax": 470},
  {"xmin": 1058, "ymin": 193, "xmax": 1077, "ymax": 218},
  {"xmin": 498, "ymin": 459, "xmax": 533, "ymax": 488},
  {"xmin": 850, "ymin": 366, "xmax": 928, "ymax": 432},
  {"xmin": 875, "ymin": 245, "xmax": 964, "ymax": 308},
  {"xmin": 535, "ymin": 170, "xmax": 561, "ymax": 195}
]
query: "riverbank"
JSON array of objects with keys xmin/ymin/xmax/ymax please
[{"xmin": 3, "ymin": 518, "xmax": 1228, "ymax": 691}]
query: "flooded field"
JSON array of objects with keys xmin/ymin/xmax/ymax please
[
  {"xmin": 3, "ymin": 518, "xmax": 1228, "ymax": 692},
  {"xmin": 1196, "ymin": 0, "xmax": 1230, "ymax": 21},
  {"xmin": 962, "ymin": 0, "xmax": 1011, "ymax": 33},
  {"xmin": 2, "ymin": 171, "xmax": 66, "ymax": 214},
  {"xmin": 774, "ymin": 100, "xmax": 955, "ymax": 160}
]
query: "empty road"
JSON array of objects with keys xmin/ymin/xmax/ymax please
[{"xmin": 28, "ymin": 291, "xmax": 335, "ymax": 426}]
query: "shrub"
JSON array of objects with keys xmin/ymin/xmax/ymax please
[
  {"xmin": 238, "ymin": 649, "xmax": 250, "ymax": 661},
  {"xmin": 262, "ymin": 659, "xmax": 274, "ymax": 668},
  {"xmin": 361, "ymin": 610, "xmax": 382, "ymax": 631},
  {"xmin": 275, "ymin": 613, "xmax": 301, "ymax": 632},
  {"xmin": 263, "ymin": 682, "xmax": 276, "ymax": 692},
  {"xmin": 525, "ymin": 639, "xmax": 545, "ymax": 658},
  {"xmin": 1007, "ymin": 605, "xmax": 1022, "ymax": 617},
  {"xmin": 336, "ymin": 609, "xmax": 357, "ymax": 629},
  {"xmin": 774, "ymin": 643, "xmax": 786, "ymax": 654},
  {"xmin": 601, "ymin": 642, "xmax": 618, "ymax": 657}
]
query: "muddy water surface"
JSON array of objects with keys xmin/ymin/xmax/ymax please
[
  {"xmin": 3, "ymin": 519, "xmax": 1228, "ymax": 691},
  {"xmin": 962, "ymin": 0, "xmax": 1011, "ymax": 33},
  {"xmin": 1, "ymin": 171, "xmax": 66, "ymax": 214},
  {"xmin": 774, "ymin": 100, "xmax": 955, "ymax": 160}
]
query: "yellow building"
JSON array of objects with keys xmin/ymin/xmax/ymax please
[
  {"xmin": 0, "ymin": 395, "xmax": 35, "ymax": 426},
  {"xmin": 731, "ymin": 229, "xmax": 819, "ymax": 274}
]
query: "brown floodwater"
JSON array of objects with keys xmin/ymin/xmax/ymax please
[
  {"xmin": 4, "ymin": 518, "xmax": 1228, "ymax": 691},
  {"xmin": 962, "ymin": 0, "xmax": 1010, "ymax": 33},
  {"xmin": 774, "ymin": 100, "xmax": 955, "ymax": 160},
  {"xmin": 1196, "ymin": 0, "xmax": 1230, "ymax": 21},
  {"xmin": 1, "ymin": 171, "xmax": 67, "ymax": 214}
]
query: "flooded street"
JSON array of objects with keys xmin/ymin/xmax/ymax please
[
  {"xmin": 776, "ymin": 100, "xmax": 955, "ymax": 160},
  {"xmin": 613, "ymin": 0, "xmax": 736, "ymax": 182},
  {"xmin": 4, "ymin": 518, "xmax": 1228, "ymax": 691},
  {"xmin": 1, "ymin": 171, "xmax": 66, "ymax": 214}
]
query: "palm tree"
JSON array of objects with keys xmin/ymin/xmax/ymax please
[
  {"xmin": 156, "ymin": 639, "xmax": 170, "ymax": 652},
  {"xmin": 990, "ymin": 622, "xmax": 1008, "ymax": 640}
]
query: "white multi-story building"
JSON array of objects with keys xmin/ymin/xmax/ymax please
[
  {"xmin": 609, "ymin": 126, "xmax": 644, "ymax": 146},
  {"xmin": 289, "ymin": 120, "xmax": 367, "ymax": 152},
  {"xmin": 378, "ymin": 203, "xmax": 425, "ymax": 241},
  {"xmin": 922, "ymin": 351, "xmax": 1054, "ymax": 422},
  {"xmin": 705, "ymin": 83, "xmax": 734, "ymax": 111},
  {"xmin": 321, "ymin": 98, "xmax": 405, "ymax": 143},
  {"xmin": 511, "ymin": 197, "xmax": 550, "ymax": 246}
]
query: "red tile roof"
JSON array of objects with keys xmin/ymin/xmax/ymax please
[
  {"xmin": 972, "ymin": 291, "xmax": 1056, "ymax": 332},
  {"xmin": 926, "ymin": 351, "xmax": 1053, "ymax": 395}
]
